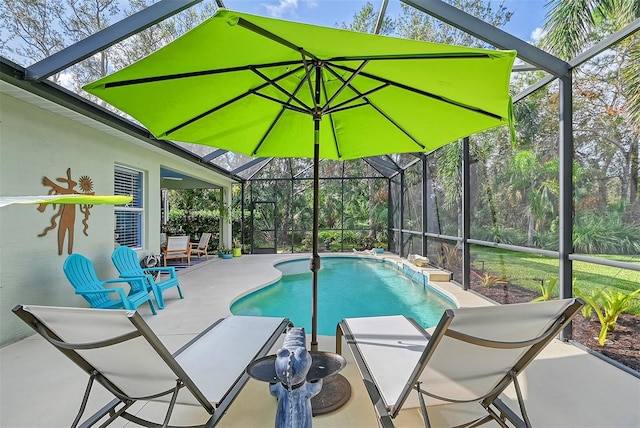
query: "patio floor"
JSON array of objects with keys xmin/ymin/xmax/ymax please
[{"xmin": 1, "ymin": 253, "xmax": 638, "ymax": 427}]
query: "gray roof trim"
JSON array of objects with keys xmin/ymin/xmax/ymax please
[
  {"xmin": 568, "ymin": 18, "xmax": 640, "ymax": 69},
  {"xmin": 202, "ymin": 149, "xmax": 229, "ymax": 162},
  {"xmin": 513, "ymin": 18, "xmax": 640, "ymax": 103},
  {"xmin": 365, "ymin": 157, "xmax": 401, "ymax": 177},
  {"xmin": 231, "ymin": 157, "xmax": 269, "ymax": 175}
]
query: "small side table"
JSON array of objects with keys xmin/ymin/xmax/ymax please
[{"xmin": 247, "ymin": 351, "xmax": 351, "ymax": 416}]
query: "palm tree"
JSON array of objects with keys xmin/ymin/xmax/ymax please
[
  {"xmin": 505, "ymin": 151, "xmax": 559, "ymax": 246},
  {"xmin": 543, "ymin": 0, "xmax": 639, "ymax": 202},
  {"xmin": 543, "ymin": 0, "xmax": 639, "ymax": 127},
  {"xmin": 543, "ymin": 0, "xmax": 638, "ymax": 58}
]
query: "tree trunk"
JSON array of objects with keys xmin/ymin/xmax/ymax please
[
  {"xmin": 630, "ymin": 138, "xmax": 638, "ymax": 204},
  {"xmin": 597, "ymin": 176, "xmax": 608, "ymax": 214},
  {"xmin": 527, "ymin": 211, "xmax": 535, "ymax": 246},
  {"xmin": 480, "ymin": 160, "xmax": 501, "ymax": 242}
]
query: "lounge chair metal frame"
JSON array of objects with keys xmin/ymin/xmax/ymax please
[
  {"xmin": 13, "ymin": 304, "xmax": 290, "ymax": 428},
  {"xmin": 337, "ymin": 299, "xmax": 583, "ymax": 428}
]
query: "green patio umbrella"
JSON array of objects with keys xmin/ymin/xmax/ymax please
[{"xmin": 85, "ymin": 8, "xmax": 516, "ymax": 351}]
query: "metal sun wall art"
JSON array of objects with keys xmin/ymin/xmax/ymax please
[{"xmin": 38, "ymin": 168, "xmax": 95, "ymax": 255}]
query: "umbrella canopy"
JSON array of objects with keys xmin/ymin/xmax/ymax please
[
  {"xmin": 85, "ymin": 9, "xmax": 515, "ymax": 159},
  {"xmin": 85, "ymin": 8, "xmax": 516, "ymax": 349}
]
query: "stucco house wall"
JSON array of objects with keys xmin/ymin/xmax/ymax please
[{"xmin": 0, "ymin": 87, "xmax": 234, "ymax": 345}]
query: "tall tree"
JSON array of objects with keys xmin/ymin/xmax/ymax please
[
  {"xmin": 395, "ymin": 0, "xmax": 513, "ymax": 46},
  {"xmin": 58, "ymin": 0, "xmax": 121, "ymax": 93},
  {"xmin": 338, "ymin": 1, "xmax": 394, "ymax": 35},
  {"xmin": 336, "ymin": 15, "xmax": 399, "ymax": 253},
  {"xmin": 544, "ymin": 0, "xmax": 639, "ymax": 204},
  {"xmin": 543, "ymin": 0, "xmax": 638, "ymax": 59},
  {"xmin": 1, "ymin": 0, "xmax": 217, "ymax": 100},
  {"xmin": 0, "ymin": 0, "xmax": 65, "ymax": 82},
  {"xmin": 389, "ymin": 0, "xmax": 515, "ymax": 241},
  {"xmin": 543, "ymin": 0, "xmax": 640, "ymax": 144},
  {"xmin": 505, "ymin": 151, "xmax": 559, "ymax": 245},
  {"xmin": 114, "ymin": 0, "xmax": 217, "ymax": 68}
]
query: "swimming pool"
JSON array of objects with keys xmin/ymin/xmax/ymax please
[{"xmin": 230, "ymin": 257, "xmax": 456, "ymax": 335}]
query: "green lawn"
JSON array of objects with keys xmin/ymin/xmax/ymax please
[{"xmin": 471, "ymin": 247, "xmax": 640, "ymax": 314}]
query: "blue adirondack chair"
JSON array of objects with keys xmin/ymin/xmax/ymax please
[
  {"xmin": 111, "ymin": 246, "xmax": 184, "ymax": 309},
  {"xmin": 63, "ymin": 254, "xmax": 157, "ymax": 314}
]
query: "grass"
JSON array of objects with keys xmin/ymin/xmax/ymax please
[{"xmin": 471, "ymin": 247, "xmax": 640, "ymax": 315}]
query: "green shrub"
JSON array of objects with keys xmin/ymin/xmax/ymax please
[
  {"xmin": 318, "ymin": 231, "xmax": 340, "ymax": 249},
  {"xmin": 342, "ymin": 230, "xmax": 361, "ymax": 245},
  {"xmin": 472, "ymin": 270, "xmax": 508, "ymax": 287},
  {"xmin": 495, "ymin": 227, "xmax": 528, "ymax": 246},
  {"xmin": 573, "ymin": 212, "xmax": 640, "ymax": 254},
  {"xmin": 470, "ymin": 225, "xmax": 528, "ymax": 246},
  {"xmin": 534, "ymin": 230, "xmax": 559, "ymax": 251},
  {"xmin": 576, "ymin": 287, "xmax": 640, "ymax": 345},
  {"xmin": 530, "ymin": 277, "xmax": 570, "ymax": 302}
]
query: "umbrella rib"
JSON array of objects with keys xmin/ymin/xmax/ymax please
[
  {"xmin": 103, "ymin": 54, "xmax": 494, "ymax": 89},
  {"xmin": 164, "ymin": 90, "xmax": 252, "ymax": 137},
  {"xmin": 251, "ymin": 107, "xmax": 287, "ymax": 156},
  {"xmin": 368, "ymin": 103, "xmax": 426, "ymax": 150},
  {"xmin": 327, "ymin": 112, "xmax": 341, "ymax": 158},
  {"xmin": 251, "ymin": 92, "xmax": 310, "ymax": 115},
  {"xmin": 326, "ymin": 102, "xmax": 370, "ymax": 114},
  {"xmin": 330, "ymin": 62, "xmax": 504, "ymax": 121},
  {"xmin": 163, "ymin": 65, "xmax": 307, "ymax": 137},
  {"xmin": 323, "ymin": 64, "xmax": 426, "ymax": 150},
  {"xmin": 251, "ymin": 71, "xmax": 311, "ymax": 155},
  {"xmin": 236, "ymin": 17, "xmax": 319, "ymax": 61},
  {"xmin": 327, "ymin": 52, "xmax": 492, "ymax": 62},
  {"xmin": 324, "ymin": 83, "xmax": 389, "ymax": 114},
  {"xmin": 102, "ymin": 60, "xmax": 302, "ymax": 88},
  {"xmin": 300, "ymin": 56, "xmax": 319, "ymax": 113},
  {"xmin": 251, "ymin": 67, "xmax": 311, "ymax": 112},
  {"xmin": 321, "ymin": 60, "xmax": 369, "ymax": 114},
  {"xmin": 319, "ymin": 76, "xmax": 342, "ymax": 159}
]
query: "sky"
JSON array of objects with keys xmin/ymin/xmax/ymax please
[
  {"xmin": 1, "ymin": 0, "xmax": 550, "ymax": 69},
  {"xmin": 219, "ymin": 0, "xmax": 549, "ymax": 43},
  {"xmin": 3, "ymin": 0, "xmax": 550, "ymax": 85}
]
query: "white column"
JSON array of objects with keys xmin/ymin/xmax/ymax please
[{"xmin": 221, "ymin": 185, "xmax": 233, "ymax": 249}]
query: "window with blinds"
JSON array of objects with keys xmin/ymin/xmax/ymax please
[{"xmin": 114, "ymin": 165, "xmax": 143, "ymax": 249}]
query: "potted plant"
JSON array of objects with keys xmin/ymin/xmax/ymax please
[
  {"xmin": 374, "ymin": 242, "xmax": 385, "ymax": 254},
  {"xmin": 221, "ymin": 249, "xmax": 234, "ymax": 259},
  {"xmin": 232, "ymin": 238, "xmax": 242, "ymax": 257},
  {"xmin": 218, "ymin": 247, "xmax": 233, "ymax": 259}
]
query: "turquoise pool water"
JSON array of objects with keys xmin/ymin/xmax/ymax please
[{"xmin": 230, "ymin": 257, "xmax": 455, "ymax": 335}]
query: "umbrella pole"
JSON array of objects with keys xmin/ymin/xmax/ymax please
[
  {"xmin": 310, "ymin": 118, "xmax": 320, "ymax": 352},
  {"xmin": 308, "ymin": 71, "xmax": 351, "ymax": 419},
  {"xmin": 308, "ymin": 117, "xmax": 351, "ymax": 416}
]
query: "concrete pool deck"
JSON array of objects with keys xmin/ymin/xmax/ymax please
[{"xmin": 1, "ymin": 253, "xmax": 639, "ymax": 427}]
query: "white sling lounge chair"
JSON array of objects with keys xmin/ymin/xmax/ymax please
[
  {"xmin": 337, "ymin": 299, "xmax": 583, "ymax": 428},
  {"xmin": 13, "ymin": 304, "xmax": 290, "ymax": 428}
]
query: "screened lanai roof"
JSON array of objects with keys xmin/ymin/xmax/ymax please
[
  {"xmin": 171, "ymin": 140, "xmax": 408, "ymax": 180},
  {"xmin": 2, "ymin": 0, "xmax": 636, "ymax": 185},
  {"xmin": 0, "ymin": 0, "xmax": 554, "ymax": 184}
]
